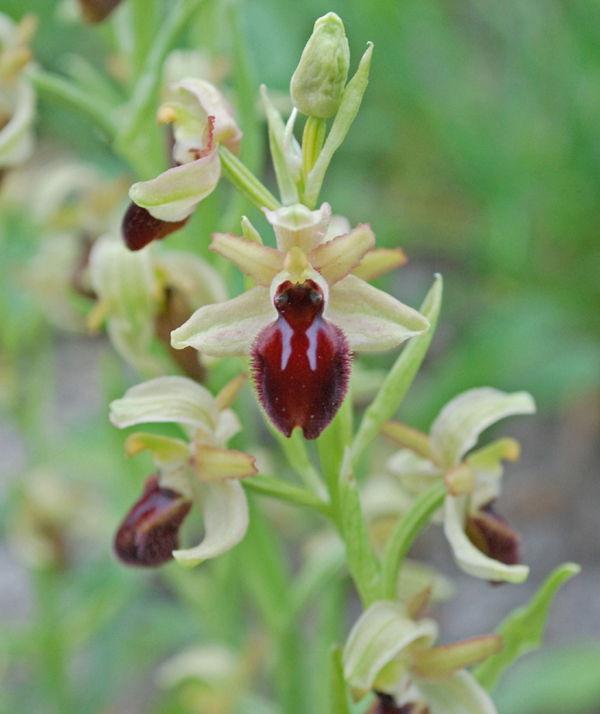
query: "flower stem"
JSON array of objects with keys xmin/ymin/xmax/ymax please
[
  {"xmin": 301, "ymin": 116, "xmax": 327, "ymax": 182},
  {"xmin": 219, "ymin": 145, "xmax": 281, "ymax": 211},
  {"xmin": 380, "ymin": 482, "xmax": 447, "ymax": 599}
]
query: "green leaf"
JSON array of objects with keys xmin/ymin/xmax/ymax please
[
  {"xmin": 261, "ymin": 85, "xmax": 299, "ymax": 205},
  {"xmin": 351, "ymin": 274, "xmax": 443, "ymax": 467},
  {"xmin": 338, "ymin": 449, "xmax": 381, "ymax": 607},
  {"xmin": 473, "ymin": 562, "xmax": 581, "ymax": 692}
]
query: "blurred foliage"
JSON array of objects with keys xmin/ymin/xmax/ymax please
[{"xmin": 0, "ymin": 0, "xmax": 598, "ymax": 712}]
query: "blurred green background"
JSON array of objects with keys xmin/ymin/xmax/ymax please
[{"xmin": 0, "ymin": 0, "xmax": 599, "ymax": 712}]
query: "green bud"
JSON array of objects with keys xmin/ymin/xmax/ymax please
[{"xmin": 290, "ymin": 12, "xmax": 350, "ymax": 119}]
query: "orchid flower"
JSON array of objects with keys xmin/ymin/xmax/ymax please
[
  {"xmin": 89, "ymin": 234, "xmax": 226, "ymax": 376},
  {"xmin": 122, "ymin": 79, "xmax": 242, "ymax": 250},
  {"xmin": 109, "ymin": 374, "xmax": 256, "ymax": 567},
  {"xmin": 382, "ymin": 388, "xmax": 536, "ymax": 583},
  {"xmin": 170, "ymin": 202, "xmax": 430, "ymax": 439},
  {"xmin": 343, "ymin": 601, "xmax": 502, "ymax": 714}
]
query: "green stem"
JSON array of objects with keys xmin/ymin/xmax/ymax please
[
  {"xmin": 242, "ymin": 474, "xmax": 331, "ymax": 516},
  {"xmin": 131, "ymin": 0, "xmax": 157, "ymax": 79},
  {"xmin": 271, "ymin": 426, "xmax": 326, "ymax": 498},
  {"xmin": 380, "ymin": 482, "xmax": 447, "ymax": 599},
  {"xmin": 219, "ymin": 145, "xmax": 281, "ymax": 211},
  {"xmin": 26, "ymin": 68, "xmax": 118, "ymax": 139}
]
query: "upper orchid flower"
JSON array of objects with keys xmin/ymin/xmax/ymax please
[
  {"xmin": 171, "ymin": 203, "xmax": 430, "ymax": 440},
  {"xmin": 122, "ymin": 79, "xmax": 242, "ymax": 251},
  {"xmin": 382, "ymin": 388, "xmax": 536, "ymax": 583},
  {"xmin": 343, "ymin": 600, "xmax": 502, "ymax": 714},
  {"xmin": 110, "ymin": 374, "xmax": 256, "ymax": 568}
]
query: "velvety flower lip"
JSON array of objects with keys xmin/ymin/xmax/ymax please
[
  {"xmin": 170, "ymin": 203, "xmax": 429, "ymax": 438},
  {"xmin": 110, "ymin": 375, "xmax": 256, "ymax": 567}
]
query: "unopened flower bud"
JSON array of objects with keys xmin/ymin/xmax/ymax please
[{"xmin": 290, "ymin": 12, "xmax": 350, "ymax": 119}]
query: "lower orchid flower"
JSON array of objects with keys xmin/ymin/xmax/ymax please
[
  {"xmin": 381, "ymin": 388, "xmax": 536, "ymax": 583},
  {"xmin": 109, "ymin": 374, "xmax": 257, "ymax": 567},
  {"xmin": 343, "ymin": 601, "xmax": 502, "ymax": 714},
  {"xmin": 171, "ymin": 202, "xmax": 430, "ymax": 440}
]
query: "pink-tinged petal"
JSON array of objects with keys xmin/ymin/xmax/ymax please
[
  {"xmin": 175, "ymin": 79, "xmax": 243, "ymax": 155},
  {"xmin": 352, "ymin": 248, "xmax": 408, "ymax": 281},
  {"xmin": 171, "ymin": 286, "xmax": 273, "ymax": 357},
  {"xmin": 193, "ymin": 444, "xmax": 257, "ymax": 481},
  {"xmin": 264, "ymin": 203, "xmax": 331, "ymax": 253},
  {"xmin": 327, "ymin": 275, "xmax": 430, "ymax": 352},
  {"xmin": 114, "ymin": 475, "xmax": 192, "ymax": 567},
  {"xmin": 251, "ymin": 279, "xmax": 351, "ymax": 440},
  {"xmin": 121, "ymin": 202, "xmax": 190, "ymax": 251},
  {"xmin": 308, "ymin": 224, "xmax": 375, "ymax": 285},
  {"xmin": 210, "ymin": 233, "xmax": 284, "ymax": 287},
  {"xmin": 129, "ymin": 149, "xmax": 221, "ymax": 222},
  {"xmin": 173, "ymin": 480, "xmax": 249, "ymax": 567},
  {"xmin": 410, "ymin": 635, "xmax": 503, "ymax": 679}
]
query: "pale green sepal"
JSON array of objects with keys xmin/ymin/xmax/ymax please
[
  {"xmin": 382, "ymin": 421, "xmax": 431, "ymax": 458},
  {"xmin": 414, "ymin": 671, "xmax": 497, "ymax": 714},
  {"xmin": 387, "ymin": 449, "xmax": 444, "ymax": 494},
  {"xmin": 110, "ymin": 376, "xmax": 219, "ymax": 431},
  {"xmin": 88, "ymin": 234, "xmax": 160, "ymax": 372},
  {"xmin": 308, "ymin": 224, "xmax": 375, "ymax": 285},
  {"xmin": 158, "ymin": 644, "xmax": 239, "ymax": 689},
  {"xmin": 0, "ymin": 79, "xmax": 35, "ymax": 167},
  {"xmin": 343, "ymin": 601, "xmax": 437, "ymax": 698},
  {"xmin": 156, "ymin": 250, "xmax": 228, "ymax": 307},
  {"xmin": 173, "ymin": 479, "xmax": 249, "ymax": 567},
  {"xmin": 473, "ymin": 562, "xmax": 580, "ymax": 692},
  {"xmin": 193, "ymin": 444, "xmax": 257, "ymax": 481},
  {"xmin": 260, "ymin": 84, "xmax": 300, "ymax": 205},
  {"xmin": 338, "ymin": 448, "xmax": 382, "ymax": 608},
  {"xmin": 430, "ymin": 388, "xmax": 536, "ymax": 469},
  {"xmin": 264, "ymin": 202, "xmax": 331, "ymax": 253},
  {"xmin": 326, "ymin": 275, "xmax": 429, "ymax": 351},
  {"xmin": 241, "ymin": 216, "xmax": 263, "ymax": 244},
  {"xmin": 303, "ymin": 43, "xmax": 373, "ymax": 209},
  {"xmin": 351, "ymin": 274, "xmax": 442, "ymax": 466},
  {"xmin": 397, "ymin": 559, "xmax": 456, "ymax": 605},
  {"xmin": 210, "ymin": 232, "xmax": 284, "ymax": 287},
  {"xmin": 170, "ymin": 286, "xmax": 273, "ymax": 357},
  {"xmin": 411, "ymin": 636, "xmax": 503, "ymax": 680},
  {"xmin": 89, "ymin": 234, "xmax": 156, "ymax": 326},
  {"xmin": 129, "ymin": 150, "xmax": 221, "ymax": 222},
  {"xmin": 444, "ymin": 495, "xmax": 529, "ymax": 583},
  {"xmin": 353, "ymin": 248, "xmax": 407, "ymax": 282},
  {"xmin": 290, "ymin": 12, "xmax": 350, "ymax": 119}
]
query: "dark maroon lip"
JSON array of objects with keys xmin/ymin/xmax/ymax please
[{"xmin": 251, "ymin": 279, "xmax": 351, "ymax": 440}]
